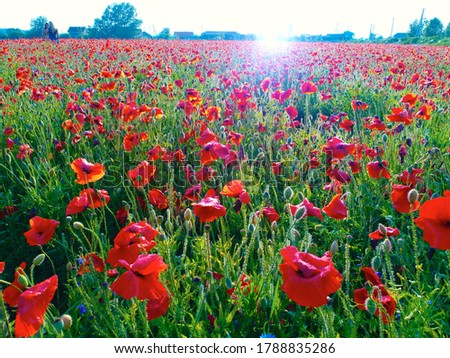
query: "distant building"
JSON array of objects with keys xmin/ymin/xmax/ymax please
[
  {"xmin": 174, "ymin": 31, "xmax": 195, "ymax": 40},
  {"xmin": 67, "ymin": 27, "xmax": 87, "ymax": 38},
  {"xmin": 200, "ymin": 31, "xmax": 242, "ymax": 40},
  {"xmin": 322, "ymin": 31, "xmax": 355, "ymax": 42},
  {"xmin": 141, "ymin": 31, "xmax": 152, "ymax": 39},
  {"xmin": 393, "ymin": 32, "xmax": 408, "ymax": 40}
]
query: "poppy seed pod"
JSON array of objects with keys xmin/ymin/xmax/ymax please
[{"xmin": 407, "ymin": 189, "xmax": 419, "ymax": 203}]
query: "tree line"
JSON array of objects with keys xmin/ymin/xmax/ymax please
[{"xmin": 2, "ymin": 2, "xmax": 450, "ymax": 41}]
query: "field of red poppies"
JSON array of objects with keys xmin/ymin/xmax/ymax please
[{"xmin": 0, "ymin": 38, "xmax": 449, "ymax": 338}]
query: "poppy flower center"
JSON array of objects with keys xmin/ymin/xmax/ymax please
[{"xmin": 296, "ymin": 260, "xmax": 320, "ymax": 279}]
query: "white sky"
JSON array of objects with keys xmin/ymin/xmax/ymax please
[{"xmin": 0, "ymin": 0, "xmax": 448, "ymax": 39}]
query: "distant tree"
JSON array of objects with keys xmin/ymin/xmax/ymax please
[
  {"xmin": 156, "ymin": 28, "xmax": 171, "ymax": 39},
  {"xmin": 7, "ymin": 29, "xmax": 25, "ymax": 39},
  {"xmin": 408, "ymin": 19, "xmax": 427, "ymax": 37},
  {"xmin": 424, "ymin": 17, "xmax": 444, "ymax": 37},
  {"xmin": 28, "ymin": 16, "xmax": 48, "ymax": 38},
  {"xmin": 446, "ymin": 23, "xmax": 450, "ymax": 37},
  {"xmin": 89, "ymin": 2, "xmax": 142, "ymax": 39}
]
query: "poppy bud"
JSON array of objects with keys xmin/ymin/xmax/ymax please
[
  {"xmin": 73, "ymin": 221, "xmax": 85, "ymax": 230},
  {"xmin": 283, "ymin": 186, "xmax": 294, "ymax": 200},
  {"xmin": 371, "ymin": 256, "xmax": 382, "ymax": 271},
  {"xmin": 330, "ymin": 241, "xmax": 339, "ymax": 256},
  {"xmin": 294, "ymin": 206, "xmax": 306, "ymax": 220},
  {"xmin": 291, "ymin": 228, "xmax": 300, "ymax": 239},
  {"xmin": 32, "ymin": 253, "xmax": 46, "ymax": 266},
  {"xmin": 60, "ymin": 314, "xmax": 73, "ymax": 329},
  {"xmin": 248, "ymin": 223, "xmax": 255, "ymax": 234},
  {"xmin": 18, "ymin": 274, "xmax": 29, "ymax": 288},
  {"xmin": 270, "ymin": 221, "xmax": 277, "ymax": 232},
  {"xmin": 156, "ymin": 215, "xmax": 164, "ymax": 225},
  {"xmin": 407, "ymin": 189, "xmax": 419, "ymax": 203},
  {"xmin": 204, "ymin": 224, "xmax": 211, "ymax": 234},
  {"xmin": 382, "ymin": 238, "xmax": 392, "ymax": 253},
  {"xmin": 378, "ymin": 223, "xmax": 387, "ymax": 236},
  {"xmin": 67, "ymin": 262, "xmax": 73, "ymax": 271},
  {"xmin": 66, "ymin": 215, "xmax": 72, "ymax": 222},
  {"xmin": 397, "ymin": 238, "xmax": 405, "ymax": 248},
  {"xmin": 365, "ymin": 298, "xmax": 377, "ymax": 315},
  {"xmin": 184, "ymin": 208, "xmax": 192, "ymax": 221}
]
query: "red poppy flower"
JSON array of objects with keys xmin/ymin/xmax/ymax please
[
  {"xmin": 205, "ymin": 105, "xmax": 221, "ymax": 122},
  {"xmin": 182, "ymin": 184, "xmax": 202, "ymax": 202},
  {"xmin": 391, "ymin": 184, "xmax": 420, "ymax": 213},
  {"xmin": 366, "ymin": 160, "xmax": 391, "ymax": 179},
  {"xmin": 110, "ymin": 254, "xmax": 169, "ymax": 321},
  {"xmin": 127, "ymin": 161, "xmax": 156, "ymax": 187},
  {"xmin": 146, "ymin": 289, "xmax": 170, "ymax": 321},
  {"xmin": 116, "ymin": 206, "xmax": 129, "ymax": 225},
  {"xmin": 272, "ymin": 162, "xmax": 282, "ymax": 175},
  {"xmin": 77, "ymin": 253, "xmax": 105, "ymax": 274},
  {"xmin": 261, "ymin": 206, "xmax": 280, "ymax": 223},
  {"xmin": 399, "ymin": 168, "xmax": 423, "ymax": 186},
  {"xmin": 285, "ymin": 105, "xmax": 298, "ymax": 120},
  {"xmin": 0, "ymin": 205, "xmax": 18, "ymax": 220},
  {"xmin": 289, "ymin": 198, "xmax": 323, "ymax": 221},
  {"xmin": 66, "ymin": 188, "xmax": 110, "ymax": 215},
  {"xmin": 400, "ymin": 93, "xmax": 419, "ymax": 106},
  {"xmin": 65, "ymin": 194, "xmax": 89, "ymax": 215},
  {"xmin": 348, "ymin": 160, "xmax": 362, "ymax": 174},
  {"xmin": 354, "ymin": 267, "xmax": 396, "ymax": 324},
  {"xmin": 107, "ymin": 221, "xmax": 159, "ymax": 266},
  {"xmin": 414, "ymin": 104, "xmax": 432, "ymax": 120},
  {"xmin": 301, "ymin": 81, "xmax": 317, "ymax": 94},
  {"xmin": 148, "ymin": 188, "xmax": 169, "ymax": 210},
  {"xmin": 322, "ymin": 194, "xmax": 347, "ymax": 220},
  {"xmin": 2, "ymin": 262, "xmax": 26, "ymax": 307},
  {"xmin": 195, "ymin": 128, "xmax": 217, "ymax": 147},
  {"xmin": 351, "ymin": 100, "xmax": 369, "ymax": 111},
  {"xmin": 198, "ymin": 141, "xmax": 230, "ymax": 166},
  {"xmin": 227, "ymin": 131, "xmax": 245, "ymax": 146},
  {"xmin": 364, "ymin": 116, "xmax": 386, "ymax": 131},
  {"xmin": 386, "ymin": 107, "xmax": 413, "ymax": 125},
  {"xmin": 220, "ymin": 180, "xmax": 251, "ymax": 205},
  {"xmin": 0, "ymin": 261, "xmax": 4, "ymax": 274},
  {"xmin": 414, "ymin": 191, "xmax": 450, "ymax": 250},
  {"xmin": 279, "ymin": 246, "xmax": 342, "ymax": 307},
  {"xmin": 15, "ymin": 275, "xmax": 58, "ymax": 337},
  {"xmin": 71, "ymin": 158, "xmax": 105, "ymax": 184},
  {"xmin": 24, "ymin": 216, "xmax": 60, "ymax": 246},
  {"xmin": 368, "ymin": 226, "xmax": 400, "ymax": 240},
  {"xmin": 192, "ymin": 190, "xmax": 227, "ymax": 223},
  {"xmin": 322, "ymin": 137, "xmax": 355, "ymax": 160}
]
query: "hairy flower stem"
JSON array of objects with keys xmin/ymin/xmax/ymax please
[
  {"xmin": 0, "ymin": 289, "xmax": 13, "ymax": 337},
  {"xmin": 410, "ymin": 210, "xmax": 421, "ymax": 281}
]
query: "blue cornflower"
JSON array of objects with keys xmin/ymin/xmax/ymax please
[
  {"xmin": 78, "ymin": 304, "xmax": 87, "ymax": 315},
  {"xmin": 260, "ymin": 333, "xmax": 276, "ymax": 338}
]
